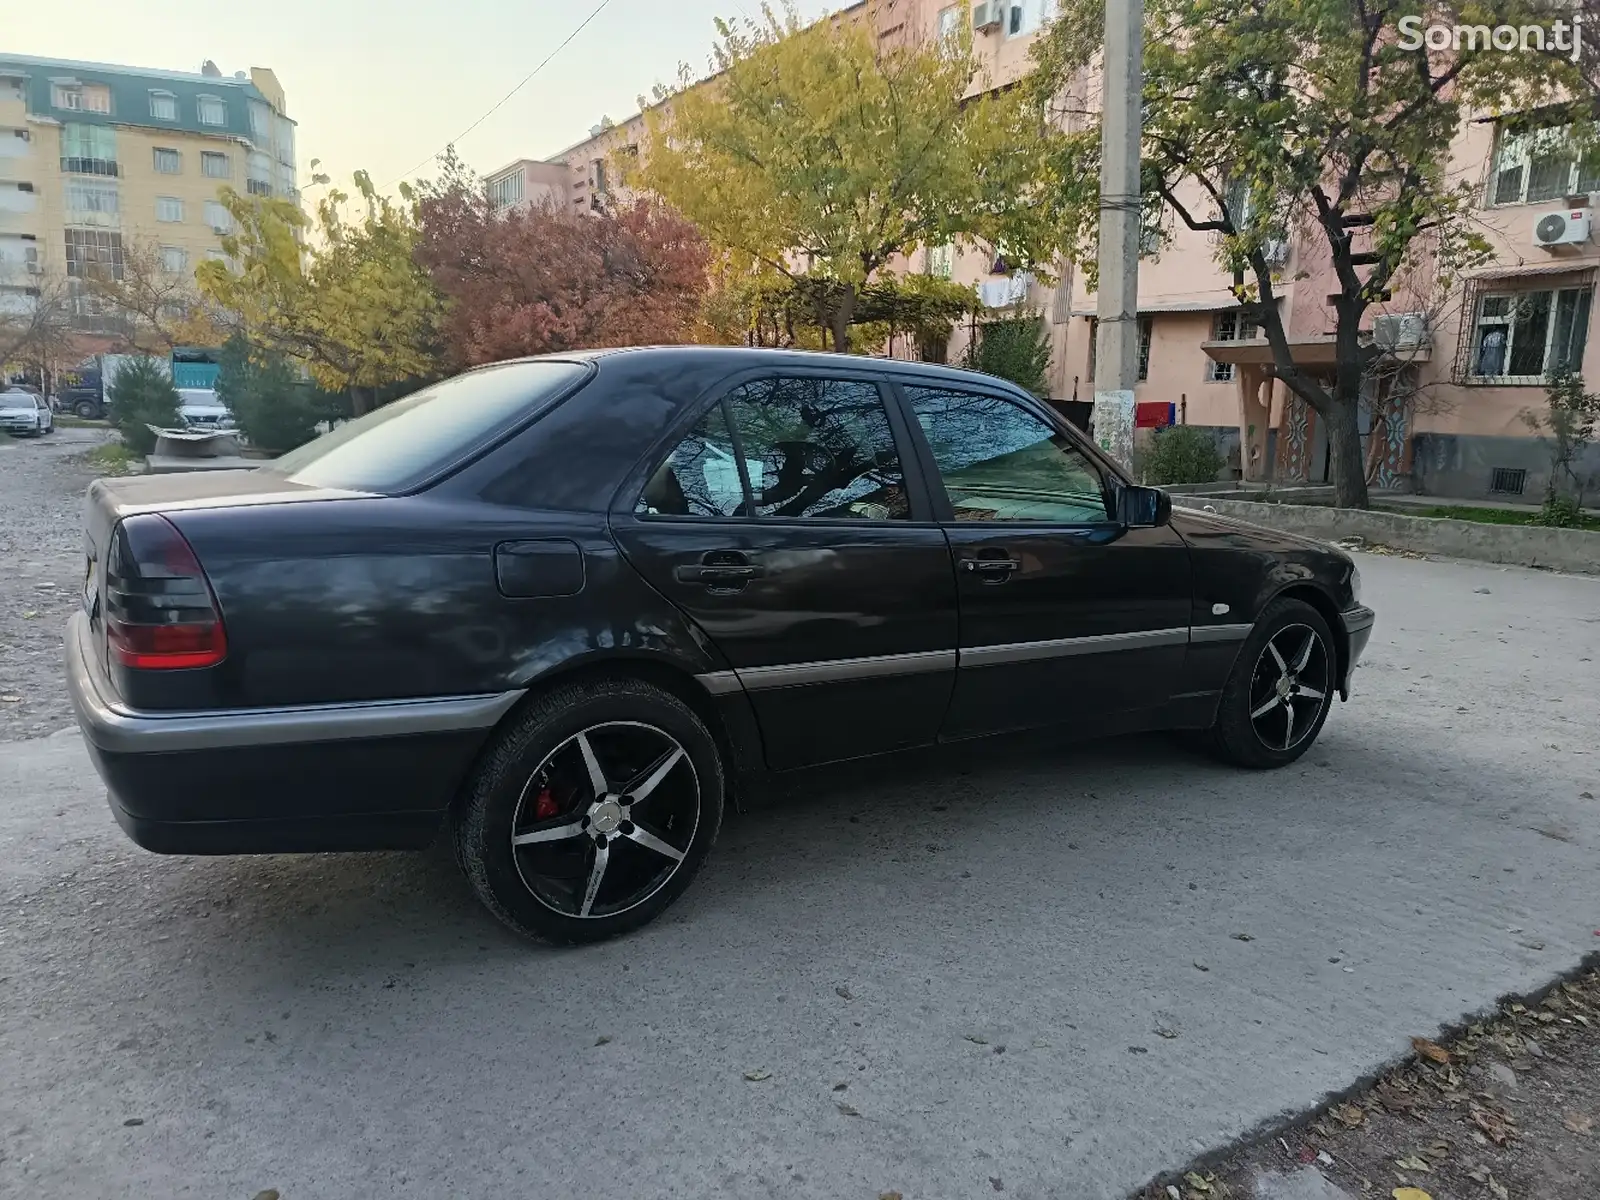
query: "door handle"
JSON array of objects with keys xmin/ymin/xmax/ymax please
[
  {"xmin": 960, "ymin": 556, "xmax": 1022, "ymax": 580},
  {"xmin": 674, "ymin": 551, "xmax": 764, "ymax": 587}
]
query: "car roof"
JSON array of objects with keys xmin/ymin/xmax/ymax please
[{"xmin": 483, "ymin": 345, "xmax": 1036, "ymax": 394}]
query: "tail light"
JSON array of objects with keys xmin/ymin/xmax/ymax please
[{"xmin": 105, "ymin": 514, "xmax": 227, "ymax": 670}]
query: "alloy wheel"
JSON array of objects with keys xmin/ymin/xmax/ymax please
[
  {"xmin": 509, "ymin": 721, "xmax": 700, "ymax": 919},
  {"xmin": 1247, "ymin": 623, "xmax": 1331, "ymax": 752}
]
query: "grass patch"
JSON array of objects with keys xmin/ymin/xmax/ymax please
[
  {"xmin": 78, "ymin": 441, "xmax": 138, "ymax": 475},
  {"xmin": 54, "ymin": 415, "xmax": 111, "ymax": 429},
  {"xmin": 1386, "ymin": 503, "xmax": 1600, "ymax": 532}
]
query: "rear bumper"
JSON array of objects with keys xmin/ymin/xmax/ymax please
[
  {"xmin": 65, "ymin": 611, "xmax": 520, "ymax": 854},
  {"xmin": 1338, "ymin": 604, "xmax": 1376, "ymax": 697}
]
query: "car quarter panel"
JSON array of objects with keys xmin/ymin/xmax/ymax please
[{"xmin": 1167, "ymin": 508, "xmax": 1361, "ymax": 708}]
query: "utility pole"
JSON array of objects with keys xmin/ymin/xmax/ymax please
[{"xmin": 1093, "ymin": 0, "xmax": 1143, "ymax": 472}]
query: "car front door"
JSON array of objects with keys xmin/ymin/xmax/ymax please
[
  {"xmin": 896, "ymin": 383, "xmax": 1193, "ymax": 741},
  {"xmin": 611, "ymin": 371, "xmax": 958, "ymax": 770}
]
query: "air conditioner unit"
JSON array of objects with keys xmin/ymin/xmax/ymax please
[
  {"xmin": 1261, "ymin": 238, "xmax": 1290, "ymax": 265},
  {"xmin": 973, "ymin": 0, "xmax": 1003, "ymax": 31},
  {"xmin": 1372, "ymin": 311, "xmax": 1427, "ymax": 350},
  {"xmin": 1534, "ymin": 209, "xmax": 1591, "ymax": 248}
]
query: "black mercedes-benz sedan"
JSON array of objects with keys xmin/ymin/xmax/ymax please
[{"xmin": 66, "ymin": 347, "xmax": 1374, "ymax": 943}]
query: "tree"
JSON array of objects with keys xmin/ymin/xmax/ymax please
[
  {"xmin": 1031, "ymin": 0, "xmax": 1580, "ymax": 507},
  {"xmin": 636, "ymin": 2, "xmax": 1060, "ymax": 352},
  {"xmin": 106, "ymin": 356, "xmax": 180, "ymax": 456},
  {"xmin": 197, "ymin": 171, "xmax": 443, "ymax": 414},
  {"xmin": 963, "ymin": 315, "xmax": 1053, "ymax": 396},
  {"xmin": 215, "ymin": 335, "xmax": 339, "ymax": 454},
  {"xmin": 1523, "ymin": 369, "xmax": 1600, "ymax": 524},
  {"xmin": 81, "ymin": 238, "xmax": 229, "ymax": 353},
  {"xmin": 413, "ymin": 149, "xmax": 710, "ymax": 367},
  {"xmin": 0, "ymin": 268, "xmax": 74, "ymax": 371}
]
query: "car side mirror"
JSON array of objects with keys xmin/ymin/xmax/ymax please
[{"xmin": 1116, "ymin": 484, "xmax": 1171, "ymax": 528}]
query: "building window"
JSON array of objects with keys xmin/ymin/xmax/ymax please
[
  {"xmin": 1470, "ymin": 287, "xmax": 1593, "ymax": 381},
  {"xmin": 489, "ymin": 170, "xmax": 525, "ymax": 211},
  {"xmin": 197, "ymin": 95, "xmax": 227, "ymax": 127},
  {"xmin": 149, "ymin": 91, "xmax": 177, "ymax": 120},
  {"xmin": 156, "ymin": 196, "xmax": 184, "ymax": 223},
  {"xmin": 159, "ymin": 245, "xmax": 188, "ymax": 274},
  {"xmin": 200, "ymin": 151, "xmax": 230, "ymax": 179},
  {"xmin": 204, "ymin": 200, "xmax": 232, "ymax": 234},
  {"xmin": 927, "ymin": 242, "xmax": 954, "ymax": 279},
  {"xmin": 63, "ymin": 229, "xmax": 124, "ymax": 280},
  {"xmin": 1137, "ymin": 316, "xmax": 1153, "ymax": 380},
  {"xmin": 1007, "ymin": 0, "xmax": 1056, "ymax": 37},
  {"xmin": 1490, "ymin": 122, "xmax": 1600, "ymax": 206},
  {"xmin": 936, "ymin": 5, "xmax": 961, "ymax": 43},
  {"xmin": 152, "ymin": 147, "xmax": 181, "ymax": 174},
  {"xmin": 249, "ymin": 99, "xmax": 271, "ymax": 139},
  {"xmin": 1205, "ymin": 309, "xmax": 1260, "ymax": 382},
  {"xmin": 247, "ymin": 150, "xmax": 273, "ymax": 196},
  {"xmin": 592, "ymin": 158, "xmax": 609, "ymax": 194},
  {"xmin": 64, "ymin": 180, "xmax": 119, "ymax": 226},
  {"xmin": 59, "ymin": 123, "xmax": 117, "ymax": 176}
]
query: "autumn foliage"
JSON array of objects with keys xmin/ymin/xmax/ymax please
[{"xmin": 414, "ymin": 153, "xmax": 710, "ymax": 368}]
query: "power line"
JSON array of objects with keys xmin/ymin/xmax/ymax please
[{"xmin": 386, "ymin": 0, "xmax": 616, "ymax": 187}]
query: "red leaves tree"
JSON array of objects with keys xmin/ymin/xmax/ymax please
[{"xmin": 414, "ymin": 150, "xmax": 710, "ymax": 367}]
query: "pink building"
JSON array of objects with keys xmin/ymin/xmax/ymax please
[
  {"xmin": 534, "ymin": 0, "xmax": 1598, "ymax": 501},
  {"xmin": 483, "ymin": 158, "xmax": 571, "ymax": 216}
]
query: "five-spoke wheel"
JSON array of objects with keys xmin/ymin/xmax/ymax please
[{"xmin": 454, "ymin": 677, "xmax": 724, "ymax": 944}]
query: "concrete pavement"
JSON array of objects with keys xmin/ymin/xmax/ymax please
[{"xmin": 2, "ymin": 552, "xmax": 1597, "ymax": 1200}]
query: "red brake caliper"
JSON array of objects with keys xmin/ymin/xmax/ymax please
[{"xmin": 533, "ymin": 783, "xmax": 559, "ymax": 821}]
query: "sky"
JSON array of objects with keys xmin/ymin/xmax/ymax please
[{"xmin": 6, "ymin": 0, "xmax": 832, "ymax": 193}]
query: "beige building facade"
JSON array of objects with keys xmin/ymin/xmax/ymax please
[
  {"xmin": 0, "ymin": 53, "xmax": 297, "ymax": 339},
  {"xmin": 517, "ymin": 0, "xmax": 1598, "ymax": 500}
]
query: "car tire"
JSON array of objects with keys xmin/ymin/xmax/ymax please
[
  {"xmin": 1198, "ymin": 598, "xmax": 1338, "ymax": 770},
  {"xmin": 75, "ymin": 402, "xmax": 98, "ymax": 420},
  {"xmin": 454, "ymin": 675, "xmax": 725, "ymax": 945}
]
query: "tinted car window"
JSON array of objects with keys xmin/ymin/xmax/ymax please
[
  {"xmin": 727, "ymin": 377, "xmax": 910, "ymax": 520},
  {"xmin": 263, "ymin": 361, "xmax": 589, "ymax": 494},
  {"xmin": 906, "ymin": 386, "xmax": 1110, "ymax": 523},
  {"xmin": 637, "ymin": 403, "xmax": 745, "ymax": 517}
]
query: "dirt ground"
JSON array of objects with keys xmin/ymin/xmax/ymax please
[{"xmin": 1136, "ymin": 967, "xmax": 1600, "ymax": 1199}]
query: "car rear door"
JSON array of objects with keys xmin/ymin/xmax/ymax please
[
  {"xmin": 894, "ymin": 381, "xmax": 1192, "ymax": 741},
  {"xmin": 611, "ymin": 369, "xmax": 957, "ymax": 770}
]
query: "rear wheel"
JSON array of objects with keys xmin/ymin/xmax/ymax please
[
  {"xmin": 75, "ymin": 401, "xmax": 99, "ymax": 420},
  {"xmin": 454, "ymin": 677, "xmax": 724, "ymax": 944},
  {"xmin": 1198, "ymin": 599, "xmax": 1337, "ymax": 769}
]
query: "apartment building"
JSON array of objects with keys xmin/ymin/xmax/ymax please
[
  {"xmin": 0, "ymin": 53, "xmax": 297, "ymax": 335},
  {"xmin": 484, "ymin": 157, "xmax": 571, "ymax": 215},
  {"xmin": 532, "ymin": 0, "xmax": 1599, "ymax": 500}
]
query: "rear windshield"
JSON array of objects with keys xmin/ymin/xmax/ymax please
[{"xmin": 261, "ymin": 361, "xmax": 591, "ymax": 494}]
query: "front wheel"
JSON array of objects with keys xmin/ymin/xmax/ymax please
[
  {"xmin": 454, "ymin": 676, "xmax": 725, "ymax": 944},
  {"xmin": 1198, "ymin": 599, "xmax": 1337, "ymax": 769},
  {"xmin": 74, "ymin": 402, "xmax": 99, "ymax": 420}
]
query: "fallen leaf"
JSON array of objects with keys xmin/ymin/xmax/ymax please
[
  {"xmin": 963, "ymin": 1034, "xmax": 989, "ymax": 1045},
  {"xmin": 1411, "ymin": 1037, "xmax": 1450, "ymax": 1064},
  {"xmin": 989, "ymin": 1178, "xmax": 1003, "ymax": 1192},
  {"xmin": 1394, "ymin": 1155, "xmax": 1432, "ymax": 1171},
  {"xmin": 835, "ymin": 986, "xmax": 853, "ymax": 1000},
  {"xmin": 1184, "ymin": 1173, "xmax": 1212, "ymax": 1193},
  {"xmin": 1488, "ymin": 1178, "xmax": 1509, "ymax": 1200},
  {"xmin": 1231, "ymin": 933, "xmax": 1255, "ymax": 942},
  {"xmin": 743, "ymin": 1069, "xmax": 771, "ymax": 1082},
  {"xmin": 1155, "ymin": 1026, "xmax": 1179, "ymax": 1039},
  {"xmin": 1564, "ymin": 1112, "xmax": 1594, "ymax": 1134},
  {"xmin": 21, "ymin": 611, "xmax": 38, "ymax": 619},
  {"xmin": 832, "ymin": 1082, "xmax": 848, "ymax": 1092},
  {"xmin": 836, "ymin": 1102, "xmax": 861, "ymax": 1117},
  {"xmin": 252, "ymin": 1192, "xmax": 281, "ymax": 1200},
  {"xmin": 0, "ymin": 695, "xmax": 20, "ymax": 703},
  {"xmin": 1193, "ymin": 961, "xmax": 1210, "ymax": 972},
  {"xmin": 879, "ymin": 1193, "xmax": 903, "ymax": 1200},
  {"xmin": 1392, "ymin": 1190, "xmax": 1433, "ymax": 1200},
  {"xmin": 1376, "ymin": 1082, "xmax": 1419, "ymax": 1113},
  {"xmin": 593, "ymin": 1036, "xmax": 611, "ymax": 1047},
  {"xmin": 1333, "ymin": 1103, "xmax": 1367, "ymax": 1127}
]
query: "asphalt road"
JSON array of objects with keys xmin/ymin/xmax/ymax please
[{"xmin": 2, "ymin": 551, "xmax": 1597, "ymax": 1200}]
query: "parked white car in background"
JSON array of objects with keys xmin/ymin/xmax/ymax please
[
  {"xmin": 0, "ymin": 389, "xmax": 53, "ymax": 437},
  {"xmin": 176, "ymin": 388, "xmax": 234, "ymax": 431}
]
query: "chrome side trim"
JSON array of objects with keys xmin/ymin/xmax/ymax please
[
  {"xmin": 736, "ymin": 648, "xmax": 957, "ymax": 691},
  {"xmin": 960, "ymin": 626, "xmax": 1190, "ymax": 669},
  {"xmin": 1188, "ymin": 623, "xmax": 1254, "ymax": 644},
  {"xmin": 694, "ymin": 670, "xmax": 743, "ymax": 696},
  {"xmin": 66, "ymin": 613, "xmax": 523, "ymax": 755}
]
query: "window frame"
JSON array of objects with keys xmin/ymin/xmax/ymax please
[
  {"xmin": 889, "ymin": 377, "xmax": 1121, "ymax": 529},
  {"xmin": 200, "ymin": 150, "xmax": 230, "ymax": 179},
  {"xmin": 149, "ymin": 90, "xmax": 178, "ymax": 121},
  {"xmin": 620, "ymin": 367, "xmax": 940, "ymax": 525},
  {"xmin": 1467, "ymin": 284, "xmax": 1593, "ymax": 384},
  {"xmin": 155, "ymin": 195, "xmax": 184, "ymax": 223},
  {"xmin": 152, "ymin": 147, "xmax": 181, "ymax": 174},
  {"xmin": 196, "ymin": 95, "xmax": 227, "ymax": 127},
  {"xmin": 1488, "ymin": 120, "xmax": 1600, "ymax": 207}
]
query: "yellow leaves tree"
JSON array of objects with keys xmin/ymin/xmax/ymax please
[
  {"xmin": 637, "ymin": 2, "xmax": 1060, "ymax": 351},
  {"xmin": 196, "ymin": 170, "xmax": 442, "ymax": 413},
  {"xmin": 83, "ymin": 237, "xmax": 230, "ymax": 353}
]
